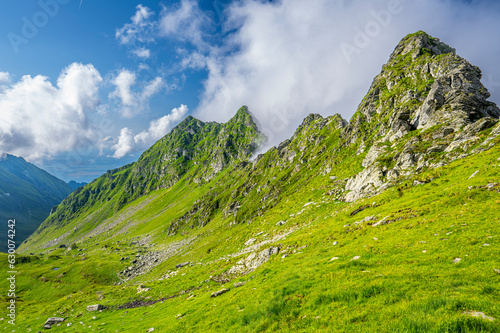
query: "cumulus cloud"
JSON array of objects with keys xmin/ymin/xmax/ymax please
[
  {"xmin": 159, "ymin": 0, "xmax": 211, "ymax": 49},
  {"xmin": 132, "ymin": 47, "xmax": 151, "ymax": 59},
  {"xmin": 0, "ymin": 63, "xmax": 102, "ymax": 160},
  {"xmin": 184, "ymin": 0, "xmax": 500, "ymax": 147},
  {"xmin": 0, "ymin": 72, "xmax": 10, "ymax": 91},
  {"xmin": 0, "ymin": 72, "xmax": 10, "ymax": 84},
  {"xmin": 116, "ymin": 4, "xmax": 156, "ymax": 45},
  {"xmin": 109, "ymin": 69, "xmax": 165, "ymax": 117},
  {"xmin": 112, "ymin": 104, "xmax": 188, "ymax": 158},
  {"xmin": 111, "ymin": 127, "xmax": 135, "ymax": 159}
]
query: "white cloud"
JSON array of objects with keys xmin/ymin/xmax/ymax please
[
  {"xmin": 0, "ymin": 72, "xmax": 10, "ymax": 84},
  {"xmin": 159, "ymin": 0, "xmax": 210, "ymax": 49},
  {"xmin": 0, "ymin": 63, "xmax": 102, "ymax": 160},
  {"xmin": 189, "ymin": 0, "xmax": 500, "ymax": 147},
  {"xmin": 131, "ymin": 47, "xmax": 151, "ymax": 59},
  {"xmin": 110, "ymin": 69, "xmax": 136, "ymax": 107},
  {"xmin": 0, "ymin": 72, "xmax": 11, "ymax": 92},
  {"xmin": 112, "ymin": 127, "xmax": 134, "ymax": 159},
  {"xmin": 112, "ymin": 104, "xmax": 188, "ymax": 158},
  {"xmin": 116, "ymin": 4, "xmax": 156, "ymax": 45},
  {"xmin": 109, "ymin": 69, "xmax": 165, "ymax": 118}
]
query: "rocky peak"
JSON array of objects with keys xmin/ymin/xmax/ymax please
[
  {"xmin": 341, "ymin": 31, "xmax": 500, "ymax": 202},
  {"xmin": 387, "ymin": 31, "xmax": 455, "ymax": 62},
  {"xmin": 343, "ymin": 31, "xmax": 499, "ymax": 147}
]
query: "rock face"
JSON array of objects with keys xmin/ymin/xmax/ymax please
[{"xmin": 342, "ymin": 31, "xmax": 500, "ymax": 202}]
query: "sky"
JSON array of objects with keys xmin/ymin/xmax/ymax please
[{"xmin": 0, "ymin": 0, "xmax": 499, "ymax": 182}]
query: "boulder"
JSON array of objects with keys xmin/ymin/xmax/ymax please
[
  {"xmin": 86, "ymin": 304, "xmax": 105, "ymax": 311},
  {"xmin": 43, "ymin": 317, "xmax": 65, "ymax": 328}
]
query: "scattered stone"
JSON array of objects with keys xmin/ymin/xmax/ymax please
[
  {"xmin": 211, "ymin": 288, "xmax": 229, "ymax": 298},
  {"xmin": 176, "ymin": 262, "xmax": 190, "ymax": 269},
  {"xmin": 494, "ymin": 269, "xmax": 500, "ymax": 275},
  {"xmin": 86, "ymin": 304, "xmax": 105, "ymax": 311},
  {"xmin": 452, "ymin": 258, "xmax": 461, "ymax": 264},
  {"xmin": 255, "ymin": 231, "xmax": 264, "ymax": 236},
  {"xmin": 58, "ymin": 244, "xmax": 66, "ymax": 249},
  {"xmin": 413, "ymin": 180, "xmax": 425, "ymax": 186},
  {"xmin": 276, "ymin": 221, "xmax": 286, "ymax": 226},
  {"xmin": 147, "ymin": 328, "xmax": 155, "ymax": 332},
  {"xmin": 330, "ymin": 257, "xmax": 339, "ymax": 261},
  {"xmin": 483, "ymin": 244, "xmax": 490, "ymax": 246},
  {"xmin": 468, "ymin": 170, "xmax": 479, "ymax": 179},
  {"xmin": 333, "ymin": 241, "xmax": 338, "ymax": 246},
  {"xmin": 44, "ymin": 323, "xmax": 52, "ymax": 329},
  {"xmin": 351, "ymin": 256, "xmax": 360, "ymax": 261},
  {"xmin": 463, "ymin": 311, "xmax": 495, "ymax": 321},
  {"xmin": 282, "ymin": 254, "xmax": 288, "ymax": 259},
  {"xmin": 233, "ymin": 281, "xmax": 246, "ymax": 288},
  {"xmin": 137, "ymin": 285, "xmax": 150, "ymax": 293},
  {"xmin": 244, "ymin": 238, "xmax": 256, "ymax": 246}
]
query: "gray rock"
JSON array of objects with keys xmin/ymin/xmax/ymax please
[
  {"xmin": 86, "ymin": 304, "xmax": 105, "ymax": 311},
  {"xmin": 463, "ymin": 311, "xmax": 495, "ymax": 321},
  {"xmin": 176, "ymin": 262, "xmax": 190, "ymax": 269},
  {"xmin": 227, "ymin": 246, "xmax": 280, "ymax": 276},
  {"xmin": 344, "ymin": 165, "xmax": 385, "ymax": 202},
  {"xmin": 211, "ymin": 288, "xmax": 229, "ymax": 298},
  {"xmin": 234, "ymin": 281, "xmax": 246, "ymax": 288}
]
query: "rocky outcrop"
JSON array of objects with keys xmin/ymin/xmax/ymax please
[
  {"xmin": 342, "ymin": 31, "xmax": 500, "ymax": 202},
  {"xmin": 227, "ymin": 246, "xmax": 280, "ymax": 276}
]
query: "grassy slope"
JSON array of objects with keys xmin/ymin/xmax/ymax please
[{"xmin": 2, "ymin": 131, "xmax": 499, "ymax": 332}]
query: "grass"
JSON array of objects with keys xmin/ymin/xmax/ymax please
[{"xmin": 1, "ymin": 139, "xmax": 499, "ymax": 332}]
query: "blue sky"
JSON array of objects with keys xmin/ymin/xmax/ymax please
[{"xmin": 1, "ymin": 0, "xmax": 500, "ymax": 182}]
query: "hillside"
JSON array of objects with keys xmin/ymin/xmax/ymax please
[
  {"xmin": 3, "ymin": 31, "xmax": 500, "ymax": 332},
  {"xmin": 0, "ymin": 154, "xmax": 73, "ymax": 252}
]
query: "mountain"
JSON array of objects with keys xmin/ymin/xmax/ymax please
[
  {"xmin": 67, "ymin": 180, "xmax": 87, "ymax": 191},
  {"xmin": 5, "ymin": 32, "xmax": 500, "ymax": 332},
  {"xmin": 0, "ymin": 154, "xmax": 73, "ymax": 252}
]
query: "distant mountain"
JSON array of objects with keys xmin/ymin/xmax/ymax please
[
  {"xmin": 67, "ymin": 180, "xmax": 87, "ymax": 191},
  {"xmin": 0, "ymin": 154, "xmax": 73, "ymax": 252}
]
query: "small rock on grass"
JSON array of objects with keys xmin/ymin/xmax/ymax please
[
  {"xmin": 452, "ymin": 258, "xmax": 461, "ymax": 264},
  {"xmin": 211, "ymin": 288, "xmax": 229, "ymax": 298},
  {"xmin": 463, "ymin": 311, "xmax": 495, "ymax": 321},
  {"xmin": 351, "ymin": 256, "xmax": 360, "ymax": 261}
]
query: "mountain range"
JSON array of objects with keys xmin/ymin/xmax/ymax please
[
  {"xmin": 0, "ymin": 154, "xmax": 77, "ymax": 252},
  {"xmin": 2, "ymin": 31, "xmax": 499, "ymax": 332}
]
